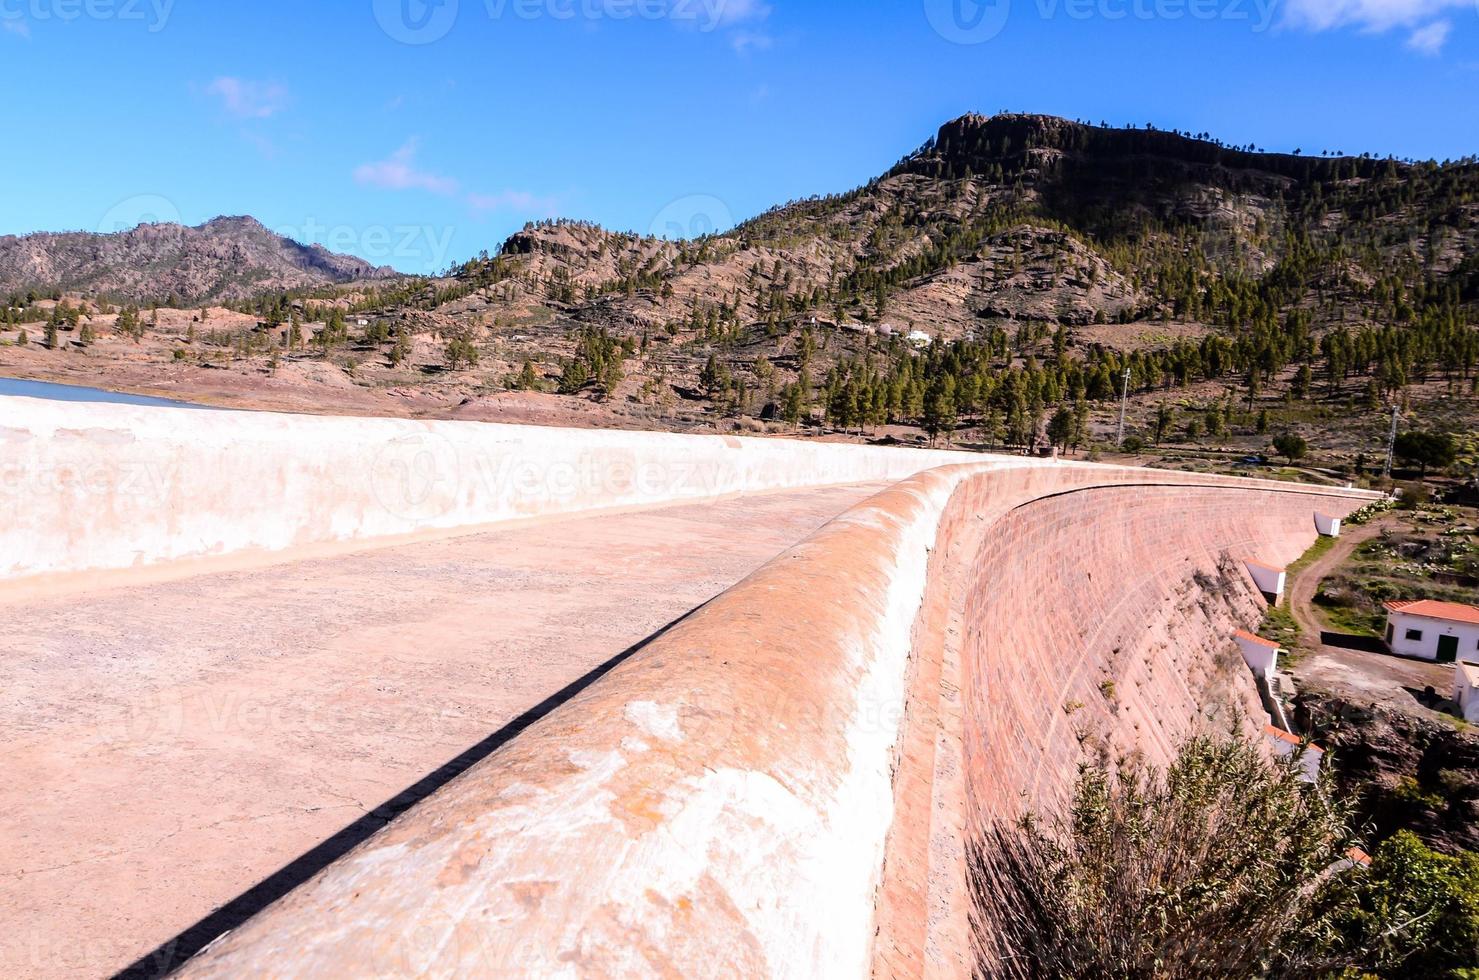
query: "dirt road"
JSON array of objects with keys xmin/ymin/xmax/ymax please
[
  {"xmin": 1286, "ymin": 517, "xmax": 1391, "ymax": 651},
  {"xmin": 1285, "ymin": 515, "xmax": 1453, "ymax": 716}
]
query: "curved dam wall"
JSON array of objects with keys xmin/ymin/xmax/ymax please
[
  {"xmin": 170, "ymin": 460, "xmax": 1378, "ymax": 979},
  {"xmin": 0, "ymin": 396, "xmax": 976, "ymax": 584}
]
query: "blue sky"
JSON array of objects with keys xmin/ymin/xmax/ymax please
[{"xmin": 2, "ymin": 0, "xmax": 1476, "ymax": 273}]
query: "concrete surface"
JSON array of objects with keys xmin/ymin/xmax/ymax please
[
  {"xmin": 0, "ymin": 482, "xmax": 888, "ymax": 979},
  {"xmin": 3, "ymin": 396, "xmax": 1384, "ymax": 980},
  {"xmin": 166, "ymin": 462, "xmax": 1376, "ymax": 980},
  {"xmin": 1, "ymin": 396, "xmax": 975, "ymax": 584}
]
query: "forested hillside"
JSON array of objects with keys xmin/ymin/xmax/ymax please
[{"xmin": 4, "ymin": 114, "xmax": 1475, "ymax": 466}]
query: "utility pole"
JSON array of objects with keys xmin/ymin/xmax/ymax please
[
  {"xmin": 1116, "ymin": 368, "xmax": 1131, "ymax": 447},
  {"xmin": 1382, "ymin": 404, "xmax": 1400, "ymax": 479}
]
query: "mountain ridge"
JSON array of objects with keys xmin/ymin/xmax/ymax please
[
  {"xmin": 0, "ymin": 215, "xmax": 398, "ymax": 303},
  {"xmin": 2, "ymin": 113, "xmax": 1474, "ymax": 459}
]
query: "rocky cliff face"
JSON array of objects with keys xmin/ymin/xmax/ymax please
[{"xmin": 0, "ymin": 216, "xmax": 397, "ymax": 303}]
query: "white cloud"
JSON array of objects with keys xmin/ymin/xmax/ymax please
[
  {"xmin": 1280, "ymin": 0, "xmax": 1469, "ymax": 48},
  {"xmin": 465, "ymin": 190, "xmax": 560, "ymax": 215},
  {"xmin": 730, "ymin": 29, "xmax": 775, "ymax": 53},
  {"xmin": 2, "ymin": 18, "xmax": 31, "ymax": 38},
  {"xmin": 355, "ymin": 142, "xmax": 554, "ymax": 214},
  {"xmin": 1404, "ymin": 17, "xmax": 1452, "ymax": 52},
  {"xmin": 205, "ymin": 77, "xmax": 289, "ymax": 119},
  {"xmin": 353, "ymin": 140, "xmax": 461, "ymax": 196},
  {"xmin": 707, "ymin": 0, "xmax": 772, "ymax": 27}
]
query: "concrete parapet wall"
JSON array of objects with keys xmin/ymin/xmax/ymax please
[
  {"xmin": 0, "ymin": 397, "xmax": 976, "ymax": 583},
  {"xmin": 171, "ymin": 459, "xmax": 1378, "ymax": 979}
]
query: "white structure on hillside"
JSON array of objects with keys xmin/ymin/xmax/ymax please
[
  {"xmin": 1265, "ymin": 725, "xmax": 1324, "ymax": 784},
  {"xmin": 1455, "ymin": 663, "xmax": 1479, "ymax": 724},
  {"xmin": 1235, "ymin": 630, "xmax": 1282, "ymax": 680},
  {"xmin": 1314, "ymin": 513, "xmax": 1342, "ymax": 537},
  {"xmin": 1244, "ymin": 559, "xmax": 1287, "ymax": 603},
  {"xmin": 906, "ymin": 329, "xmax": 932, "ymax": 348},
  {"xmin": 1384, "ymin": 600, "xmax": 1479, "ymax": 663}
]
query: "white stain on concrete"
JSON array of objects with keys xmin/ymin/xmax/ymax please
[{"xmin": 624, "ymin": 701, "xmax": 684, "ymax": 743}]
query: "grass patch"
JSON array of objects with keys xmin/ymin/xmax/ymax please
[
  {"xmin": 1260, "ymin": 603, "xmax": 1302, "ymax": 650},
  {"xmin": 1287, "ymin": 533, "xmax": 1338, "ymax": 580},
  {"xmin": 1319, "ymin": 603, "xmax": 1384, "ymax": 638}
]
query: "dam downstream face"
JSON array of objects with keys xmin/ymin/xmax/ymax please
[{"xmin": 0, "ymin": 482, "xmax": 888, "ymax": 980}]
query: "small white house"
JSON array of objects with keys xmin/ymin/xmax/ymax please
[
  {"xmin": 1314, "ymin": 513, "xmax": 1342, "ymax": 537},
  {"xmin": 906, "ymin": 329, "xmax": 933, "ymax": 348},
  {"xmin": 1384, "ymin": 600, "xmax": 1479, "ymax": 663},
  {"xmin": 1455, "ymin": 662, "xmax": 1479, "ymax": 724},
  {"xmin": 1235, "ymin": 630, "xmax": 1282, "ymax": 680}
]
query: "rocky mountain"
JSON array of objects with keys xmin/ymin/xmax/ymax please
[
  {"xmin": 288, "ymin": 113, "xmax": 1472, "ymax": 437},
  {"xmin": 0, "ymin": 216, "xmax": 398, "ymax": 303},
  {"xmin": 5, "ymin": 114, "xmax": 1474, "ymax": 458},
  {"xmin": 444, "ymin": 113, "xmax": 1478, "ymax": 339}
]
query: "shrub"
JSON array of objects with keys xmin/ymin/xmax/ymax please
[
  {"xmin": 969, "ymin": 736, "xmax": 1358, "ymax": 978},
  {"xmin": 1273, "ymin": 432, "xmax": 1309, "ymax": 464},
  {"xmin": 968, "ymin": 735, "xmax": 1479, "ymax": 978}
]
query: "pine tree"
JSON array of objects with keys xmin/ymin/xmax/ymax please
[
  {"xmin": 1153, "ymin": 404, "xmax": 1175, "ymax": 445},
  {"xmin": 922, "ymin": 375, "xmax": 958, "ymax": 447},
  {"xmin": 1047, "ymin": 407, "xmax": 1077, "ymax": 452}
]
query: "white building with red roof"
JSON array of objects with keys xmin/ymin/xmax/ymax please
[
  {"xmin": 1384, "ymin": 600, "xmax": 1479, "ymax": 663},
  {"xmin": 1234, "ymin": 629, "xmax": 1282, "ymax": 679}
]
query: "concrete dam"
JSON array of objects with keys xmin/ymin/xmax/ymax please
[{"xmin": 0, "ymin": 397, "xmax": 1378, "ymax": 978}]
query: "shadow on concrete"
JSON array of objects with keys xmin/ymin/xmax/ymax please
[
  {"xmin": 1319, "ymin": 630, "xmax": 1389, "ymax": 654},
  {"xmin": 111, "ymin": 608, "xmax": 698, "ymax": 979}
]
